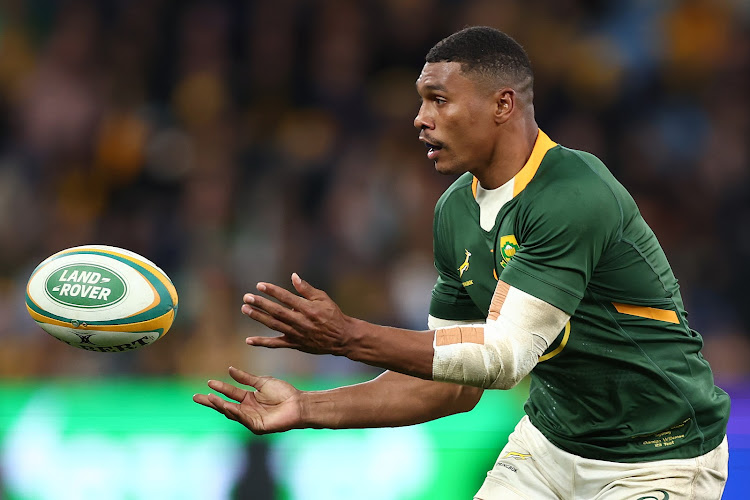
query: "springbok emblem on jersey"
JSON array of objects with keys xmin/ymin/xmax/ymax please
[{"xmin": 458, "ymin": 249, "xmax": 471, "ymax": 277}]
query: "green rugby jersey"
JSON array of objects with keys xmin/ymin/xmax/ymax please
[{"xmin": 429, "ymin": 131, "xmax": 730, "ymax": 462}]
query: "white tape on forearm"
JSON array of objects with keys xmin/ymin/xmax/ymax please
[
  {"xmin": 427, "ymin": 315, "xmax": 485, "ymax": 330},
  {"xmin": 431, "ymin": 286, "xmax": 569, "ymax": 389}
]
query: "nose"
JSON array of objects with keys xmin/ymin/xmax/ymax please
[{"xmin": 414, "ymin": 103, "xmax": 433, "ymax": 130}]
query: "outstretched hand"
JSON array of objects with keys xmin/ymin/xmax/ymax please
[
  {"xmin": 192, "ymin": 366, "xmax": 302, "ymax": 434},
  {"xmin": 242, "ymin": 273, "xmax": 356, "ymax": 356}
]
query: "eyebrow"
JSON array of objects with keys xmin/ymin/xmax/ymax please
[{"xmin": 416, "ymin": 82, "xmax": 448, "ymax": 93}]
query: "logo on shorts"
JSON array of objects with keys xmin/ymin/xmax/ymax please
[
  {"xmin": 496, "ymin": 462, "xmax": 517, "ymax": 473},
  {"xmin": 503, "ymin": 451, "xmax": 532, "ymax": 460},
  {"xmin": 498, "ymin": 235, "xmax": 519, "ymax": 268},
  {"xmin": 636, "ymin": 491, "xmax": 669, "ymax": 500}
]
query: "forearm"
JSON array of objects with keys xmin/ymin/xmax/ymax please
[
  {"xmin": 299, "ymin": 370, "xmax": 483, "ymax": 429},
  {"xmin": 341, "ymin": 318, "xmax": 436, "ymax": 379}
]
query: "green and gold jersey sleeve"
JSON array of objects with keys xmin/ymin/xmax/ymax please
[
  {"xmin": 430, "ymin": 174, "xmax": 486, "ymax": 321},
  {"xmin": 499, "ymin": 151, "xmax": 622, "ymax": 315}
]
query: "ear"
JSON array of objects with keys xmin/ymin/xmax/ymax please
[{"xmin": 494, "ymin": 88, "xmax": 515, "ymax": 124}]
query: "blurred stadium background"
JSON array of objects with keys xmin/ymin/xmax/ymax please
[{"xmin": 0, "ymin": 0, "xmax": 748, "ymax": 498}]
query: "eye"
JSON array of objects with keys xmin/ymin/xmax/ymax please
[{"xmin": 435, "ymin": 96, "xmax": 447, "ymax": 105}]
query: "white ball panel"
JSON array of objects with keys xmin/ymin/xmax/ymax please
[
  {"xmin": 40, "ymin": 323, "xmax": 160, "ymax": 351},
  {"xmin": 78, "ymin": 245, "xmax": 171, "ymax": 282}
]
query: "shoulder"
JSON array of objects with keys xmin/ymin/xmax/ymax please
[
  {"xmin": 518, "ymin": 146, "xmax": 626, "ymax": 237},
  {"xmin": 527, "ymin": 146, "xmax": 625, "ymax": 211},
  {"xmin": 536, "ymin": 146, "xmax": 614, "ymax": 189}
]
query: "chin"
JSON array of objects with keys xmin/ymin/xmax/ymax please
[{"xmin": 434, "ymin": 160, "xmax": 467, "ymax": 177}]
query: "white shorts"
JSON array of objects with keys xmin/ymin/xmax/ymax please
[{"xmin": 474, "ymin": 416, "xmax": 728, "ymax": 500}]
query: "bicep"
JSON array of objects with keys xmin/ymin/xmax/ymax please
[{"xmin": 501, "ymin": 183, "xmax": 621, "ymax": 315}]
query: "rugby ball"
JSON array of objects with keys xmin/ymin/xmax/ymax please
[{"xmin": 25, "ymin": 245, "xmax": 178, "ymax": 352}]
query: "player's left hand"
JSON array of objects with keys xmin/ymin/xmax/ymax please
[
  {"xmin": 242, "ymin": 273, "xmax": 356, "ymax": 356},
  {"xmin": 193, "ymin": 366, "xmax": 302, "ymax": 434}
]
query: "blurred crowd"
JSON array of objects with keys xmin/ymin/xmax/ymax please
[{"xmin": 0, "ymin": 0, "xmax": 748, "ymax": 382}]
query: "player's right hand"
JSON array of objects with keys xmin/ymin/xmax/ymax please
[{"xmin": 193, "ymin": 366, "xmax": 302, "ymax": 434}]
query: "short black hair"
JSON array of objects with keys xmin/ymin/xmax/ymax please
[{"xmin": 426, "ymin": 26, "xmax": 533, "ymax": 91}]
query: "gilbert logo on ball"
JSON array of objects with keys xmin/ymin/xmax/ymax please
[{"xmin": 26, "ymin": 245, "xmax": 178, "ymax": 352}]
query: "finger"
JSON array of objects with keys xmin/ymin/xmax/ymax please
[
  {"xmin": 253, "ymin": 281, "xmax": 308, "ymax": 311},
  {"xmin": 222, "ymin": 403, "xmax": 245, "ymax": 419},
  {"xmin": 207, "ymin": 393, "xmax": 238, "ymax": 421},
  {"xmin": 207, "ymin": 378, "xmax": 247, "ymax": 403},
  {"xmin": 221, "ymin": 403, "xmax": 266, "ymax": 435},
  {"xmin": 246, "ymin": 335, "xmax": 298, "ymax": 349},
  {"xmin": 243, "ymin": 293, "xmax": 302, "ymax": 326},
  {"xmin": 227, "ymin": 366, "xmax": 266, "ymax": 389},
  {"xmin": 242, "ymin": 304, "xmax": 301, "ymax": 337},
  {"xmin": 291, "ymin": 273, "xmax": 327, "ymax": 301},
  {"xmin": 194, "ymin": 393, "xmax": 237, "ymax": 421},
  {"xmin": 241, "ymin": 303, "xmax": 275, "ymax": 319},
  {"xmin": 193, "ymin": 393, "xmax": 216, "ymax": 409},
  {"xmin": 194, "ymin": 394, "xmax": 230, "ymax": 417}
]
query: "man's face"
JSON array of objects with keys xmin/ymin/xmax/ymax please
[{"xmin": 414, "ymin": 62, "xmax": 498, "ymax": 176}]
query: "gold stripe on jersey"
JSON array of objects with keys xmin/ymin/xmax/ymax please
[
  {"xmin": 538, "ymin": 321, "xmax": 571, "ymax": 362},
  {"xmin": 612, "ymin": 303, "xmax": 680, "ymax": 324},
  {"xmin": 513, "ymin": 130, "xmax": 557, "ymax": 196},
  {"xmin": 471, "ymin": 130, "xmax": 557, "ymax": 201}
]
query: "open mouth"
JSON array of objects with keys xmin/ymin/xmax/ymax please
[{"xmin": 423, "ymin": 140, "xmax": 443, "ymax": 160}]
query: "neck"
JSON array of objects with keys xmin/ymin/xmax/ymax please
[{"xmin": 474, "ymin": 118, "xmax": 539, "ymax": 190}]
